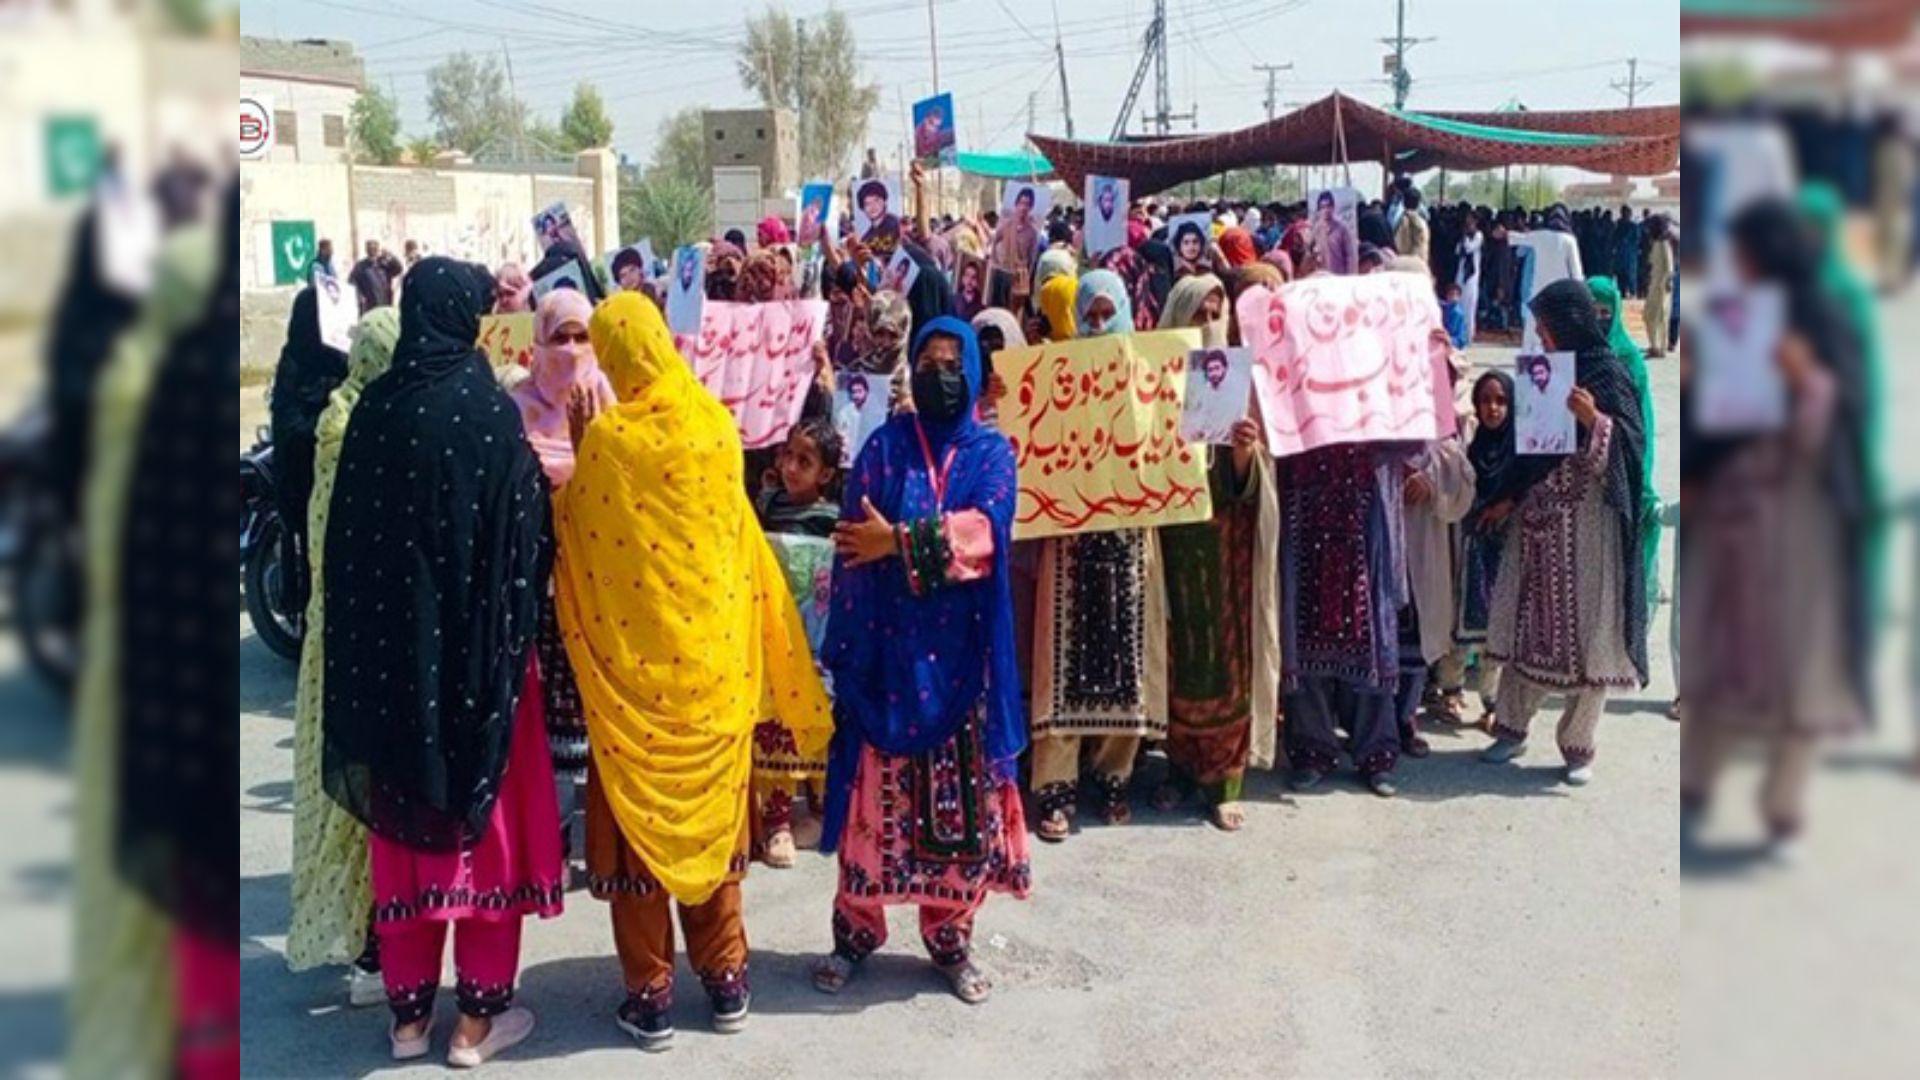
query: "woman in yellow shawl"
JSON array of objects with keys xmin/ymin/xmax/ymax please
[
  {"xmin": 553, "ymin": 292, "xmax": 831, "ymax": 1049},
  {"xmin": 286, "ymin": 308, "xmax": 399, "ymax": 991},
  {"xmin": 1036, "ymin": 272, "xmax": 1079, "ymax": 342}
]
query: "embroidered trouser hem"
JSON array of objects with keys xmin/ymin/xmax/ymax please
[
  {"xmin": 377, "ymin": 916, "xmax": 523, "ymax": 1024},
  {"xmin": 1680, "ymin": 722, "xmax": 1819, "ymax": 835},
  {"xmin": 1030, "ymin": 733, "xmax": 1140, "ymax": 812},
  {"xmin": 1284, "ymin": 677, "xmax": 1399, "ymax": 776},
  {"xmin": 1490, "ymin": 672, "xmax": 1605, "ymax": 766},
  {"xmin": 831, "ymin": 894, "xmax": 981, "ymax": 967},
  {"xmin": 609, "ymin": 881, "xmax": 748, "ymax": 1008}
]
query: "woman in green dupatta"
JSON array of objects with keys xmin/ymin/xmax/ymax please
[
  {"xmin": 1589, "ymin": 274, "xmax": 1662, "ymax": 613},
  {"xmin": 1799, "ymin": 182, "xmax": 1888, "ymax": 610},
  {"xmin": 287, "ymin": 308, "xmax": 400, "ymax": 979}
]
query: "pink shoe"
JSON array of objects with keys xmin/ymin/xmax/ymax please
[
  {"xmin": 446, "ymin": 1006, "xmax": 535, "ymax": 1068},
  {"xmin": 389, "ymin": 1019, "xmax": 431, "ymax": 1061}
]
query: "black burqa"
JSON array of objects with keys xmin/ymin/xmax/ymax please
[
  {"xmin": 115, "ymin": 183, "xmax": 241, "ymax": 941},
  {"xmin": 269, "ymin": 283, "xmax": 350, "ymax": 612},
  {"xmin": 901, "ymin": 240, "xmax": 954, "ymax": 332},
  {"xmin": 321, "ymin": 258, "xmax": 550, "ymax": 852},
  {"xmin": 1523, "ymin": 278, "xmax": 1650, "ymax": 684},
  {"xmin": 46, "ymin": 204, "xmax": 142, "ymax": 522}
]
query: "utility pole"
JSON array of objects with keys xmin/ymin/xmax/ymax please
[
  {"xmin": 1379, "ymin": 0, "xmax": 1435, "ymax": 110},
  {"xmin": 501, "ymin": 41, "xmax": 523, "ymax": 162},
  {"xmin": 1610, "ymin": 57, "xmax": 1654, "ymax": 107},
  {"xmin": 1253, "ymin": 63, "xmax": 1292, "ymax": 199},
  {"xmin": 1055, "ymin": 3, "xmax": 1075, "ymax": 138},
  {"xmin": 1028, "ymin": 91, "xmax": 1038, "ymax": 141},
  {"xmin": 927, "ymin": 0, "xmax": 940, "ymax": 91}
]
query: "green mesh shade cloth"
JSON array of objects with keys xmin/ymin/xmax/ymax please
[{"xmin": 953, "ymin": 149, "xmax": 1055, "ymax": 179}]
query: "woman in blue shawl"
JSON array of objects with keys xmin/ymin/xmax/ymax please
[{"xmin": 814, "ymin": 315, "xmax": 1031, "ymax": 1005}]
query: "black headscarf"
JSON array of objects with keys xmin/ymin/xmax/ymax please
[
  {"xmin": 1136, "ymin": 239, "xmax": 1175, "ymax": 320},
  {"xmin": 1465, "ymin": 369, "xmax": 1519, "ymax": 524},
  {"xmin": 321, "ymin": 257, "xmax": 550, "ymax": 851},
  {"xmin": 901, "ymin": 239, "xmax": 954, "ymax": 332},
  {"xmin": 528, "ymin": 238, "xmax": 606, "ymax": 305},
  {"xmin": 1529, "ymin": 277, "xmax": 1650, "ymax": 683},
  {"xmin": 115, "ymin": 180, "xmax": 241, "ymax": 941},
  {"xmin": 269, "ymin": 283, "xmax": 350, "ymax": 610},
  {"xmin": 46, "ymin": 203, "xmax": 141, "ymax": 520},
  {"xmin": 1358, "ymin": 205, "xmax": 1394, "ymax": 249},
  {"xmin": 1546, "ymin": 205, "xmax": 1574, "ymax": 234}
]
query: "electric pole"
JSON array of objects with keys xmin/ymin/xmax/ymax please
[
  {"xmin": 927, "ymin": 0, "xmax": 940, "ymax": 92},
  {"xmin": 1055, "ymin": 4, "xmax": 1075, "ymax": 138},
  {"xmin": 501, "ymin": 41, "xmax": 523, "ymax": 162},
  {"xmin": 1253, "ymin": 63, "xmax": 1293, "ymax": 198},
  {"xmin": 1380, "ymin": 0, "xmax": 1435, "ymax": 110},
  {"xmin": 1610, "ymin": 57, "xmax": 1654, "ymax": 107}
]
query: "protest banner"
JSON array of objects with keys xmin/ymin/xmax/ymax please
[
  {"xmin": 1694, "ymin": 284, "xmax": 1786, "ymax": 434},
  {"xmin": 477, "ymin": 312, "xmax": 535, "ymax": 368},
  {"xmin": 997, "ymin": 328, "xmax": 1213, "ymax": 540},
  {"xmin": 1235, "ymin": 272, "xmax": 1457, "ymax": 457},
  {"xmin": 676, "ymin": 299, "xmax": 829, "ymax": 450},
  {"xmin": 1180, "ymin": 346, "xmax": 1254, "ymax": 445},
  {"xmin": 833, "ymin": 371, "xmax": 893, "ymax": 465}
]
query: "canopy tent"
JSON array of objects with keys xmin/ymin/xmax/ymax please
[
  {"xmin": 1681, "ymin": 0, "xmax": 1920, "ymax": 47},
  {"xmin": 1028, "ymin": 91, "xmax": 1679, "ymax": 200},
  {"xmin": 953, "ymin": 148, "xmax": 1055, "ymax": 180}
]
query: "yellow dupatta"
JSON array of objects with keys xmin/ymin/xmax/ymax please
[
  {"xmin": 554, "ymin": 293, "xmax": 831, "ymax": 904},
  {"xmin": 286, "ymin": 308, "xmax": 398, "ymax": 971}
]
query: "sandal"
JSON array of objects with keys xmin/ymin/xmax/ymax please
[
  {"xmin": 1209, "ymin": 801, "xmax": 1246, "ymax": 832},
  {"xmin": 1036, "ymin": 810, "xmax": 1071, "ymax": 843},
  {"xmin": 812, "ymin": 952, "xmax": 857, "ymax": 995},
  {"xmin": 936, "ymin": 959, "xmax": 993, "ymax": 1005},
  {"xmin": 763, "ymin": 828, "xmax": 796, "ymax": 869},
  {"xmin": 1101, "ymin": 800, "xmax": 1132, "ymax": 826}
]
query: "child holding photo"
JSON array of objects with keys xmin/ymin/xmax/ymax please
[{"xmin": 751, "ymin": 417, "xmax": 846, "ymax": 866}]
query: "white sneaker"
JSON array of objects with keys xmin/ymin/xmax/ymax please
[
  {"xmin": 1479, "ymin": 737, "xmax": 1526, "ymax": 764},
  {"xmin": 1564, "ymin": 763, "xmax": 1594, "ymax": 786},
  {"xmin": 447, "ymin": 1006, "xmax": 535, "ymax": 1069},
  {"xmin": 348, "ymin": 966, "xmax": 386, "ymax": 1008}
]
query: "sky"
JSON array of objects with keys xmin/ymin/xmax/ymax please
[{"xmin": 239, "ymin": 0, "xmax": 1679, "ymax": 176}]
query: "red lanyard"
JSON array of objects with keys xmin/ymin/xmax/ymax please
[{"xmin": 912, "ymin": 418, "xmax": 958, "ymax": 511}]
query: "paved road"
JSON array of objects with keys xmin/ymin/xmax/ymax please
[{"xmin": 234, "ymin": 336, "xmax": 1684, "ymax": 1079}]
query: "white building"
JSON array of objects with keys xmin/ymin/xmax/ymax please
[{"xmin": 240, "ymin": 36, "xmax": 363, "ymax": 166}]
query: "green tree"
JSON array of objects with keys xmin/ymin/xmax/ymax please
[
  {"xmin": 405, "ymin": 135, "xmax": 440, "ymax": 166},
  {"xmin": 559, "ymin": 82, "xmax": 615, "ymax": 153},
  {"xmin": 648, "ymin": 107, "xmax": 711, "ymax": 190},
  {"xmin": 523, "ymin": 117, "xmax": 566, "ymax": 159},
  {"xmin": 737, "ymin": 7, "xmax": 880, "ymax": 177},
  {"xmin": 620, "ymin": 177, "xmax": 712, "ymax": 252},
  {"xmin": 424, "ymin": 51, "xmax": 528, "ymax": 155},
  {"xmin": 1422, "ymin": 169, "xmax": 1561, "ymax": 211},
  {"xmin": 349, "ymin": 84, "xmax": 404, "ymax": 165}
]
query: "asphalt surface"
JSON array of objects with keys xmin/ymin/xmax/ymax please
[{"xmin": 228, "ymin": 334, "xmax": 1684, "ymax": 1080}]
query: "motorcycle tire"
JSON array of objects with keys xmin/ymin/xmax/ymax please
[
  {"xmin": 10, "ymin": 516, "xmax": 77, "ymax": 696},
  {"xmin": 243, "ymin": 518, "xmax": 304, "ymax": 662}
]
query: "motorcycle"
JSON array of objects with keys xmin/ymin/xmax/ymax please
[
  {"xmin": 0, "ymin": 401, "xmax": 79, "ymax": 693},
  {"xmin": 240, "ymin": 427, "xmax": 304, "ymax": 661}
]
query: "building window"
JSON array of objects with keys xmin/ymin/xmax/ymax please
[
  {"xmin": 714, "ymin": 130, "xmax": 725, "ymax": 141},
  {"xmin": 275, "ymin": 111, "xmax": 298, "ymax": 148},
  {"xmin": 755, "ymin": 127, "xmax": 765, "ymax": 139},
  {"xmin": 323, "ymin": 114, "xmax": 346, "ymax": 149}
]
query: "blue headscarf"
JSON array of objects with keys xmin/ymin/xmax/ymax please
[
  {"xmin": 1075, "ymin": 268, "xmax": 1134, "ymax": 336},
  {"xmin": 820, "ymin": 315, "xmax": 1025, "ymax": 851}
]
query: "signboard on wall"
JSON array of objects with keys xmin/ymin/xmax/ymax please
[
  {"xmin": 270, "ymin": 220, "xmax": 316, "ymax": 286},
  {"xmin": 240, "ymin": 95, "xmax": 273, "ymax": 161},
  {"xmin": 44, "ymin": 115, "xmax": 101, "ymax": 198}
]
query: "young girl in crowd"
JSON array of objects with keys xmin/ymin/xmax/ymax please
[
  {"xmin": 751, "ymin": 417, "xmax": 846, "ymax": 866},
  {"xmin": 1456, "ymin": 371, "xmax": 1516, "ymax": 726}
]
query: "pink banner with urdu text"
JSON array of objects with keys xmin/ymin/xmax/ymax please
[
  {"xmin": 1235, "ymin": 272, "xmax": 1457, "ymax": 457},
  {"xmin": 675, "ymin": 299, "xmax": 827, "ymax": 450}
]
